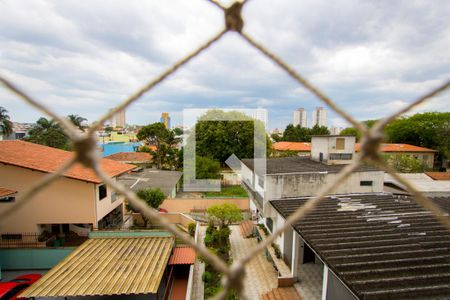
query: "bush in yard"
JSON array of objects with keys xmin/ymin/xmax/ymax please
[
  {"xmin": 202, "ymin": 271, "xmax": 212, "ymax": 283},
  {"xmin": 126, "ymin": 188, "xmax": 166, "ymax": 227},
  {"xmin": 188, "ymin": 222, "xmax": 196, "ymax": 236}
]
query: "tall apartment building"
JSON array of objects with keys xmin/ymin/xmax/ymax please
[
  {"xmin": 293, "ymin": 108, "xmax": 307, "ymax": 127},
  {"xmin": 109, "ymin": 109, "xmax": 126, "ymax": 128},
  {"xmin": 312, "ymin": 106, "xmax": 326, "ymax": 127},
  {"xmin": 160, "ymin": 112, "xmax": 171, "ymax": 129}
]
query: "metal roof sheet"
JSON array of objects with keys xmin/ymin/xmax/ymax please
[
  {"xmin": 169, "ymin": 246, "xmax": 196, "ymax": 265},
  {"xmin": 271, "ymin": 193, "xmax": 450, "ymax": 299},
  {"xmin": 20, "ymin": 236, "xmax": 174, "ymax": 297}
]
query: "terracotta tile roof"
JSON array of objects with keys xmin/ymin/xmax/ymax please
[
  {"xmin": 0, "ymin": 187, "xmax": 17, "ymax": 198},
  {"xmin": 0, "ymin": 140, "xmax": 135, "ymax": 184},
  {"xmin": 355, "ymin": 143, "xmax": 436, "ymax": 152},
  {"xmin": 273, "ymin": 142, "xmax": 311, "ymax": 152},
  {"xmin": 105, "ymin": 151, "xmax": 152, "ymax": 163},
  {"xmin": 425, "ymin": 172, "xmax": 450, "ymax": 181},
  {"xmin": 169, "ymin": 246, "xmax": 196, "ymax": 265}
]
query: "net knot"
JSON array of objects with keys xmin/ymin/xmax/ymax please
[
  {"xmin": 72, "ymin": 133, "xmax": 100, "ymax": 168},
  {"xmin": 359, "ymin": 130, "xmax": 384, "ymax": 162},
  {"xmin": 223, "ymin": 262, "xmax": 246, "ymax": 296},
  {"xmin": 225, "ymin": 2, "xmax": 244, "ymax": 32}
]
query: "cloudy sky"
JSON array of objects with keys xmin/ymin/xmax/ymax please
[{"xmin": 0, "ymin": 0, "xmax": 449, "ymax": 130}]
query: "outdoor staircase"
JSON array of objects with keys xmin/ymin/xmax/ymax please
[
  {"xmin": 239, "ymin": 220, "xmax": 255, "ymax": 238},
  {"xmin": 260, "ymin": 287, "xmax": 302, "ymax": 300}
]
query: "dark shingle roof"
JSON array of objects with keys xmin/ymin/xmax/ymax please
[
  {"xmin": 118, "ymin": 169, "xmax": 182, "ymax": 197},
  {"xmin": 271, "ymin": 193, "xmax": 450, "ymax": 300},
  {"xmin": 242, "ymin": 156, "xmax": 379, "ymax": 175}
]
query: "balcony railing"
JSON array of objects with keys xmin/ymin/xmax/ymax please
[{"xmin": 0, "ymin": 232, "xmax": 52, "ymax": 248}]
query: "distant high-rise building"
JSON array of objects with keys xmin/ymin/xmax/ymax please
[
  {"xmin": 312, "ymin": 107, "xmax": 326, "ymax": 127},
  {"xmin": 160, "ymin": 112, "xmax": 171, "ymax": 129},
  {"xmin": 109, "ymin": 109, "xmax": 126, "ymax": 128},
  {"xmin": 293, "ymin": 108, "xmax": 307, "ymax": 127}
]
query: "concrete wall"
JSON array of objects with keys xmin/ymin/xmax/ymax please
[
  {"xmin": 160, "ymin": 198, "xmax": 249, "ymax": 213},
  {"xmin": 265, "ymin": 171, "xmax": 384, "ymax": 200},
  {"xmin": 0, "ymin": 248, "xmax": 75, "ymax": 270},
  {"xmin": 0, "ymin": 164, "xmax": 96, "ymax": 232}
]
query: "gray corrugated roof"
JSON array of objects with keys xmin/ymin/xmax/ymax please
[
  {"xmin": 271, "ymin": 193, "xmax": 450, "ymax": 300},
  {"xmin": 242, "ymin": 156, "xmax": 379, "ymax": 175},
  {"xmin": 118, "ymin": 169, "xmax": 182, "ymax": 197}
]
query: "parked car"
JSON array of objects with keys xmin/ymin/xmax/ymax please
[{"xmin": 0, "ymin": 274, "xmax": 41, "ymax": 300}]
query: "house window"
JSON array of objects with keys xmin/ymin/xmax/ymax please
[
  {"xmin": 99, "ymin": 184, "xmax": 107, "ymax": 200},
  {"xmin": 336, "ymin": 138, "xmax": 345, "ymax": 150},
  {"xmin": 0, "ymin": 196, "xmax": 15, "ymax": 203},
  {"xmin": 258, "ymin": 176, "xmax": 265, "ymax": 188},
  {"xmin": 266, "ymin": 218, "xmax": 273, "ymax": 233},
  {"xmin": 329, "ymin": 153, "xmax": 353, "ymax": 160},
  {"xmin": 360, "ymin": 181, "xmax": 373, "ymax": 186},
  {"xmin": 111, "ymin": 192, "xmax": 117, "ymax": 203}
]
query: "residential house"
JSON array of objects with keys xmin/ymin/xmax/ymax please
[
  {"xmin": 269, "ymin": 193, "xmax": 450, "ymax": 299},
  {"xmin": 242, "ymin": 136, "xmax": 384, "ymax": 217},
  {"xmin": 19, "ymin": 230, "xmax": 197, "ymax": 300},
  {"xmin": 355, "ymin": 143, "xmax": 436, "ymax": 169},
  {"xmin": 105, "ymin": 151, "xmax": 152, "ymax": 167},
  {"xmin": 0, "ymin": 140, "xmax": 135, "ymax": 235},
  {"xmin": 272, "ymin": 141, "xmax": 437, "ymax": 168}
]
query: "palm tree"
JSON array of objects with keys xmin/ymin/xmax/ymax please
[
  {"xmin": 26, "ymin": 117, "xmax": 70, "ymax": 149},
  {"xmin": 67, "ymin": 114, "xmax": 87, "ymax": 131},
  {"xmin": 0, "ymin": 106, "xmax": 13, "ymax": 138}
]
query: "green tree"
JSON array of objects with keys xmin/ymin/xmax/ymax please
[
  {"xmin": 385, "ymin": 112, "xmax": 450, "ymax": 165},
  {"xmin": 271, "ymin": 133, "xmax": 282, "ymax": 142},
  {"xmin": 196, "ymin": 156, "xmax": 221, "ymax": 179},
  {"xmin": 340, "ymin": 127, "xmax": 361, "ymax": 141},
  {"xmin": 25, "ymin": 117, "xmax": 70, "ymax": 150},
  {"xmin": 137, "ymin": 122, "xmax": 180, "ymax": 169},
  {"xmin": 67, "ymin": 114, "xmax": 87, "ymax": 131},
  {"xmin": 191, "ymin": 109, "xmax": 270, "ymax": 165},
  {"xmin": 173, "ymin": 127, "xmax": 183, "ymax": 136},
  {"xmin": 309, "ymin": 124, "xmax": 330, "ymax": 136},
  {"xmin": 282, "ymin": 124, "xmax": 330, "ymax": 142},
  {"xmin": 206, "ymin": 203, "xmax": 243, "ymax": 229},
  {"xmin": 282, "ymin": 124, "xmax": 310, "ymax": 142},
  {"xmin": 0, "ymin": 106, "xmax": 13, "ymax": 137},
  {"xmin": 385, "ymin": 154, "xmax": 428, "ymax": 173},
  {"xmin": 127, "ymin": 188, "xmax": 166, "ymax": 227}
]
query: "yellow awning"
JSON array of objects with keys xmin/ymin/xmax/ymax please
[{"xmin": 21, "ymin": 235, "xmax": 174, "ymax": 297}]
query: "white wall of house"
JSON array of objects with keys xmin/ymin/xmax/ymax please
[
  {"xmin": 311, "ymin": 136, "xmax": 355, "ymax": 165},
  {"xmin": 265, "ymin": 171, "xmax": 384, "ymax": 200}
]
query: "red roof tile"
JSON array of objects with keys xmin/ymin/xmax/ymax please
[
  {"xmin": 0, "ymin": 140, "xmax": 135, "ymax": 184},
  {"xmin": 425, "ymin": 172, "xmax": 450, "ymax": 181},
  {"xmin": 105, "ymin": 152, "xmax": 152, "ymax": 162},
  {"xmin": 0, "ymin": 187, "xmax": 17, "ymax": 198},
  {"xmin": 169, "ymin": 246, "xmax": 196, "ymax": 265},
  {"xmin": 355, "ymin": 143, "xmax": 436, "ymax": 153},
  {"xmin": 273, "ymin": 142, "xmax": 311, "ymax": 152}
]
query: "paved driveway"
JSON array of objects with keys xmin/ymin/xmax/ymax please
[{"xmin": 229, "ymin": 225, "xmax": 278, "ymax": 300}]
